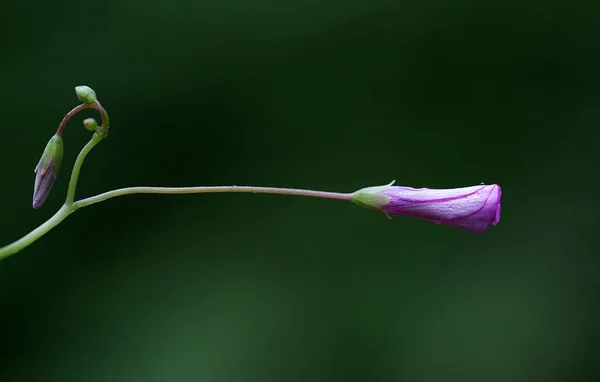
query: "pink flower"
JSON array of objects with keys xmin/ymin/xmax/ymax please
[{"xmin": 352, "ymin": 182, "xmax": 501, "ymax": 235}]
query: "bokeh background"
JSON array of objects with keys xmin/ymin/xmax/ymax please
[{"xmin": 1, "ymin": 1, "xmax": 599, "ymax": 381}]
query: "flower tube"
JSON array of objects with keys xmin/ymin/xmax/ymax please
[{"xmin": 352, "ymin": 182, "xmax": 501, "ymax": 235}]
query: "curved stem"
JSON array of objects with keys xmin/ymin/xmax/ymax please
[
  {"xmin": 0, "ymin": 205, "xmax": 74, "ymax": 260},
  {"xmin": 65, "ymin": 133, "xmax": 104, "ymax": 206},
  {"xmin": 91, "ymin": 100, "xmax": 110, "ymax": 137},
  {"xmin": 0, "ymin": 93, "xmax": 355, "ymax": 260},
  {"xmin": 93, "ymin": 100, "xmax": 110, "ymax": 132},
  {"xmin": 74, "ymin": 186, "xmax": 353, "ymax": 209},
  {"xmin": 56, "ymin": 104, "xmax": 92, "ymax": 136},
  {"xmin": 56, "ymin": 101, "xmax": 109, "ymax": 137},
  {"xmin": 0, "ymin": 94, "xmax": 112, "ymax": 260},
  {"xmin": 0, "ymin": 132, "xmax": 105, "ymax": 260},
  {"xmin": 1, "ymin": 182, "xmax": 353, "ymax": 260}
]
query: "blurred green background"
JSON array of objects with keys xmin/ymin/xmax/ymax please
[{"xmin": 1, "ymin": 0, "xmax": 599, "ymax": 381}]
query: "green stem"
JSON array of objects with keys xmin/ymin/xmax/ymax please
[
  {"xmin": 1, "ymin": 180, "xmax": 352, "ymax": 260},
  {"xmin": 65, "ymin": 133, "xmax": 103, "ymax": 206},
  {"xmin": 0, "ymin": 133, "xmax": 102, "ymax": 260},
  {"xmin": 74, "ymin": 185, "xmax": 352, "ymax": 209},
  {"xmin": 0, "ymin": 95, "xmax": 355, "ymax": 260},
  {"xmin": 0, "ymin": 132, "xmax": 104, "ymax": 260},
  {"xmin": 0, "ymin": 206, "xmax": 73, "ymax": 260}
]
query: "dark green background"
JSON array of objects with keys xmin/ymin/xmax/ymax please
[{"xmin": 1, "ymin": 1, "xmax": 599, "ymax": 381}]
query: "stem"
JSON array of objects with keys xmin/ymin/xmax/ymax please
[
  {"xmin": 0, "ymin": 183, "xmax": 353, "ymax": 260},
  {"xmin": 74, "ymin": 186, "xmax": 353, "ymax": 209},
  {"xmin": 56, "ymin": 101, "xmax": 109, "ymax": 137},
  {"xmin": 0, "ymin": 97, "xmax": 110, "ymax": 260},
  {"xmin": 1, "ymin": 90, "xmax": 354, "ymax": 260},
  {"xmin": 56, "ymin": 104, "xmax": 92, "ymax": 136},
  {"xmin": 65, "ymin": 133, "xmax": 104, "ymax": 206},
  {"xmin": 0, "ymin": 132, "xmax": 106, "ymax": 260},
  {"xmin": 0, "ymin": 205, "xmax": 74, "ymax": 260},
  {"xmin": 93, "ymin": 100, "xmax": 110, "ymax": 133}
]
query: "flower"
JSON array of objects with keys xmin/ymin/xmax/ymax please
[
  {"xmin": 351, "ymin": 181, "xmax": 501, "ymax": 235},
  {"xmin": 33, "ymin": 134, "xmax": 63, "ymax": 209}
]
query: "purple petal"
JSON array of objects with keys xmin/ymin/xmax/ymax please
[
  {"xmin": 33, "ymin": 160, "xmax": 57, "ymax": 209},
  {"xmin": 381, "ymin": 184, "xmax": 501, "ymax": 235}
]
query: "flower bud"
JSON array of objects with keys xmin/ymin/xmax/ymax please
[
  {"xmin": 33, "ymin": 134, "xmax": 64, "ymax": 209},
  {"xmin": 352, "ymin": 181, "xmax": 501, "ymax": 235},
  {"xmin": 83, "ymin": 118, "xmax": 98, "ymax": 131},
  {"xmin": 75, "ymin": 85, "xmax": 97, "ymax": 104}
]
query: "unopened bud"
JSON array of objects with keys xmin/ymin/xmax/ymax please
[
  {"xmin": 33, "ymin": 134, "xmax": 64, "ymax": 209},
  {"xmin": 83, "ymin": 118, "xmax": 98, "ymax": 131},
  {"xmin": 351, "ymin": 181, "xmax": 502, "ymax": 235},
  {"xmin": 75, "ymin": 85, "xmax": 97, "ymax": 104}
]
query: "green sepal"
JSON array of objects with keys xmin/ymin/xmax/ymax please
[
  {"xmin": 36, "ymin": 134, "xmax": 64, "ymax": 177},
  {"xmin": 350, "ymin": 181, "xmax": 394, "ymax": 211}
]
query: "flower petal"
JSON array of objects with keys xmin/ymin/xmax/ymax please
[{"xmin": 381, "ymin": 184, "xmax": 502, "ymax": 235}]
